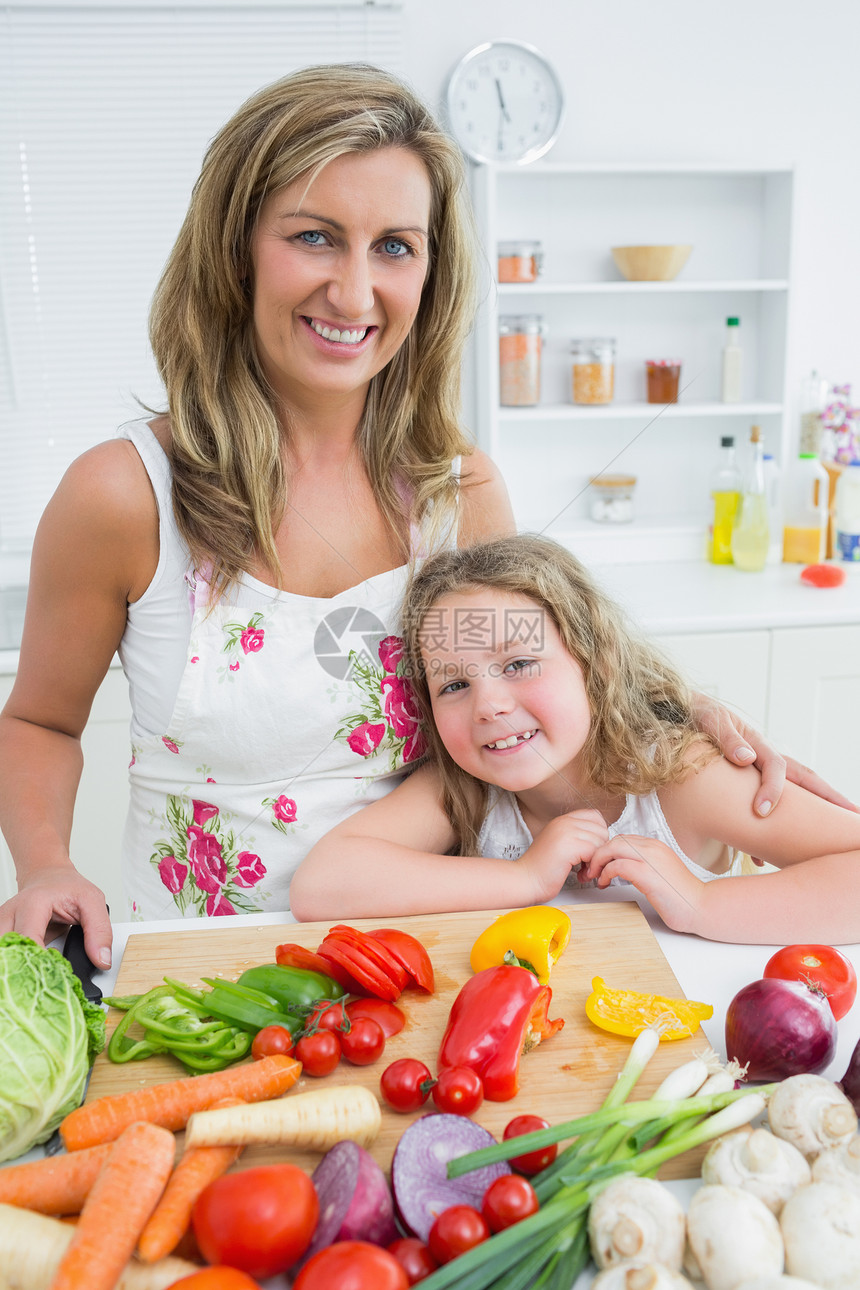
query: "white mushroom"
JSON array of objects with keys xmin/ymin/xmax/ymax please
[
  {"xmin": 701, "ymin": 1126, "xmax": 811, "ymax": 1213},
  {"xmin": 590, "ymin": 1258, "xmax": 695, "ymax": 1290},
  {"xmin": 767, "ymin": 1075, "xmax": 857, "ymax": 1160},
  {"xmin": 685, "ymin": 1184, "xmax": 784, "ymax": 1290},
  {"xmin": 780, "ymin": 1180, "xmax": 860, "ymax": 1289},
  {"xmin": 588, "ymin": 1176, "xmax": 686, "ymax": 1271},
  {"xmin": 810, "ymin": 1133, "xmax": 860, "ymax": 1193},
  {"xmin": 734, "ymin": 1279, "xmax": 822, "ymax": 1289}
]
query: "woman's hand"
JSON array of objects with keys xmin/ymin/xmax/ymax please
[
  {"xmin": 582, "ymin": 833, "xmax": 705, "ymax": 935},
  {"xmin": 519, "ymin": 808, "xmax": 609, "ymax": 902},
  {"xmin": 0, "ymin": 866, "xmax": 112, "ymax": 967},
  {"xmin": 689, "ymin": 692, "xmax": 859, "ymax": 818}
]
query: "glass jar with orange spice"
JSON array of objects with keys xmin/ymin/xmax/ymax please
[
  {"xmin": 499, "ymin": 315, "xmax": 544, "ymax": 406},
  {"xmin": 571, "ymin": 338, "xmax": 615, "ymax": 405},
  {"xmin": 498, "ymin": 240, "xmax": 542, "ymax": 284}
]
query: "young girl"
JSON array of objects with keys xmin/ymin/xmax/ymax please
[{"xmin": 291, "ymin": 535, "xmax": 860, "ymax": 943}]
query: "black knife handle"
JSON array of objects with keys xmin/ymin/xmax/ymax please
[{"xmin": 63, "ymin": 923, "xmax": 103, "ymax": 1004}]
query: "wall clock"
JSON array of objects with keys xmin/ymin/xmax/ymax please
[{"xmin": 444, "ymin": 40, "xmax": 565, "ymax": 165}]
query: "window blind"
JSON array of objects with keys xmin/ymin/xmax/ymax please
[{"xmin": 0, "ymin": 3, "xmax": 404, "ymax": 550}]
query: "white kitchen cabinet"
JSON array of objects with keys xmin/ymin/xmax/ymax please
[
  {"xmin": 469, "ymin": 163, "xmax": 795, "ymax": 562},
  {"xmin": 654, "ymin": 629, "xmax": 771, "ymax": 733},
  {"xmin": 767, "ymin": 625, "xmax": 860, "ymax": 803},
  {"xmin": 0, "ymin": 667, "xmax": 131, "ymax": 912}
]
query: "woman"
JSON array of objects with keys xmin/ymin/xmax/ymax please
[{"xmin": 0, "ymin": 64, "xmax": 834, "ymax": 969}]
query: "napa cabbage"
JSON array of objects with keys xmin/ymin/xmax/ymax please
[{"xmin": 0, "ymin": 932, "xmax": 106, "ymax": 1161}]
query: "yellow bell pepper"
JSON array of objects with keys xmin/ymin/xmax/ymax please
[
  {"xmin": 469, "ymin": 906, "xmax": 571, "ymax": 985},
  {"xmin": 585, "ymin": 976, "xmax": 713, "ymax": 1042}
]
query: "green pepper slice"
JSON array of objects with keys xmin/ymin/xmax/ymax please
[{"xmin": 236, "ymin": 963, "xmax": 346, "ymax": 1009}]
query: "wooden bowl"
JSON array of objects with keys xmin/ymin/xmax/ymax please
[{"xmin": 611, "ymin": 244, "xmax": 693, "ymax": 281}]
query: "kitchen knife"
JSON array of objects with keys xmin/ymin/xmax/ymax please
[{"xmin": 44, "ymin": 923, "xmax": 107, "ymax": 1155}]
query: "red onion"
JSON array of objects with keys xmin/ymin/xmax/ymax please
[
  {"xmin": 838, "ymin": 1035, "xmax": 860, "ymax": 1112},
  {"xmin": 725, "ymin": 977, "xmax": 837, "ymax": 1081}
]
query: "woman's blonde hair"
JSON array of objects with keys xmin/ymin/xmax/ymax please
[
  {"xmin": 149, "ymin": 63, "xmax": 477, "ymax": 595},
  {"xmin": 402, "ymin": 534, "xmax": 716, "ymax": 854}
]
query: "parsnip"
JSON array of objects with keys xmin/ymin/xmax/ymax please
[
  {"xmin": 184, "ymin": 1083, "xmax": 382, "ymax": 1151},
  {"xmin": 0, "ymin": 1204, "xmax": 198, "ymax": 1290}
]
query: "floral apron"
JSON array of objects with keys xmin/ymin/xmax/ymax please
[{"xmin": 122, "ymin": 563, "xmax": 426, "ymax": 921}]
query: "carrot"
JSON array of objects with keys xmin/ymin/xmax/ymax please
[
  {"xmin": 184, "ymin": 1083, "xmax": 381, "ymax": 1152},
  {"xmin": 60, "ymin": 1052, "xmax": 301, "ymax": 1151},
  {"xmin": 137, "ymin": 1098, "xmax": 245, "ymax": 1263},
  {"xmin": 0, "ymin": 1202, "xmax": 199, "ymax": 1289},
  {"xmin": 50, "ymin": 1120, "xmax": 177, "ymax": 1290},
  {"xmin": 0, "ymin": 1142, "xmax": 112, "ymax": 1214}
]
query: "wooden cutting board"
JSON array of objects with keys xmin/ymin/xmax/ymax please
[{"xmin": 88, "ymin": 903, "xmax": 713, "ymax": 1180}]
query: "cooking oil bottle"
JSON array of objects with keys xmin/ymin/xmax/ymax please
[
  {"xmin": 708, "ymin": 435, "xmax": 741, "ymax": 564},
  {"xmin": 731, "ymin": 425, "xmax": 769, "ymax": 571}
]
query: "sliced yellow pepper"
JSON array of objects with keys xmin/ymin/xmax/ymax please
[
  {"xmin": 585, "ymin": 976, "xmax": 713, "ymax": 1042},
  {"xmin": 470, "ymin": 906, "xmax": 571, "ymax": 985}
]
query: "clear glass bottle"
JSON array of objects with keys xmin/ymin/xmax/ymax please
[
  {"xmin": 730, "ymin": 425, "xmax": 769, "ymax": 571},
  {"xmin": 708, "ymin": 435, "xmax": 741, "ymax": 564},
  {"xmin": 571, "ymin": 338, "xmax": 615, "ymax": 405},
  {"xmin": 762, "ymin": 452, "xmax": 782, "ymax": 564},
  {"xmin": 721, "ymin": 316, "xmax": 743, "ymax": 403},
  {"xmin": 799, "ymin": 370, "xmax": 828, "ymax": 455},
  {"xmin": 499, "ymin": 315, "xmax": 544, "ymax": 406}
]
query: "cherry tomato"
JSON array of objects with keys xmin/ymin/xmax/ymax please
[
  {"xmin": 167, "ymin": 1271, "xmax": 263, "ymax": 1290},
  {"xmin": 427, "ymin": 1205, "xmax": 490, "ymax": 1265},
  {"xmin": 370, "ymin": 927, "xmax": 435, "ymax": 992},
  {"xmin": 307, "ymin": 1000, "xmax": 351, "ymax": 1033},
  {"xmin": 292, "ymin": 1240, "xmax": 408, "ymax": 1290},
  {"xmin": 191, "ymin": 1163, "xmax": 318, "ymax": 1279},
  {"xmin": 763, "ymin": 944, "xmax": 858, "ymax": 1020},
  {"xmin": 502, "ymin": 1114, "xmax": 558, "ymax": 1175},
  {"xmin": 800, "ymin": 563, "xmax": 846, "ymax": 588},
  {"xmin": 251, "ymin": 1024, "xmax": 294, "ymax": 1061},
  {"xmin": 387, "ymin": 1237, "xmax": 438, "ymax": 1284},
  {"xmin": 340, "ymin": 1016, "xmax": 386, "ymax": 1066},
  {"xmin": 346, "ymin": 997, "xmax": 406, "ymax": 1037},
  {"xmin": 380, "ymin": 1058, "xmax": 434, "ymax": 1113},
  {"xmin": 294, "ymin": 1029, "xmax": 341, "ymax": 1076},
  {"xmin": 480, "ymin": 1174, "xmax": 540, "ymax": 1232},
  {"xmin": 431, "ymin": 1065, "xmax": 483, "ymax": 1116}
]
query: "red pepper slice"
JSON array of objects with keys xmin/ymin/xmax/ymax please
[
  {"xmin": 317, "ymin": 936, "xmax": 401, "ymax": 1002},
  {"xmin": 310, "ymin": 946, "xmax": 365, "ymax": 994},
  {"xmin": 327, "ymin": 925, "xmax": 411, "ymax": 993},
  {"xmin": 438, "ymin": 964, "xmax": 563, "ymax": 1102},
  {"xmin": 370, "ymin": 927, "xmax": 435, "ymax": 993},
  {"xmin": 275, "ymin": 943, "xmax": 342, "ymax": 980},
  {"xmin": 345, "ymin": 998, "xmax": 406, "ymax": 1037}
]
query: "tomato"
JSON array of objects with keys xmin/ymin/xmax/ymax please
[
  {"xmin": 503, "ymin": 1114, "xmax": 558, "ymax": 1175},
  {"xmin": 370, "ymin": 927, "xmax": 435, "ymax": 992},
  {"xmin": 191, "ymin": 1163, "xmax": 318, "ymax": 1279},
  {"xmin": 480, "ymin": 1175, "xmax": 540, "ymax": 1232},
  {"xmin": 292, "ymin": 1240, "xmax": 408, "ymax": 1290},
  {"xmin": 387, "ymin": 1237, "xmax": 438, "ymax": 1284},
  {"xmin": 427, "ymin": 1205, "xmax": 490, "ymax": 1265},
  {"xmin": 763, "ymin": 944, "xmax": 858, "ymax": 1020},
  {"xmin": 328, "ymin": 924, "xmax": 410, "ymax": 992},
  {"xmin": 340, "ymin": 1016, "xmax": 386, "ymax": 1066},
  {"xmin": 431, "ymin": 1065, "xmax": 483, "ymax": 1116},
  {"xmin": 251, "ymin": 1024, "xmax": 294, "ymax": 1061},
  {"xmin": 346, "ymin": 998, "xmax": 406, "ymax": 1037},
  {"xmin": 380, "ymin": 1058, "xmax": 434, "ymax": 1113},
  {"xmin": 294, "ymin": 1029, "xmax": 342, "ymax": 1076},
  {"xmin": 800, "ymin": 563, "xmax": 847, "ymax": 588},
  {"xmin": 307, "ymin": 1000, "xmax": 351, "ymax": 1033},
  {"xmin": 167, "ymin": 1271, "xmax": 263, "ymax": 1290}
]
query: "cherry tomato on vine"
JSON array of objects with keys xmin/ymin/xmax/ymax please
[
  {"xmin": 387, "ymin": 1237, "xmax": 438, "ymax": 1284},
  {"xmin": 502, "ymin": 1114, "xmax": 558, "ymax": 1175},
  {"xmin": 251, "ymin": 1024, "xmax": 294, "ymax": 1061},
  {"xmin": 481, "ymin": 1175, "xmax": 540, "ymax": 1232},
  {"xmin": 293, "ymin": 1241, "xmax": 408, "ymax": 1290},
  {"xmin": 763, "ymin": 943, "xmax": 858, "ymax": 1020},
  {"xmin": 294, "ymin": 1029, "xmax": 341, "ymax": 1076},
  {"xmin": 307, "ymin": 1000, "xmax": 350, "ymax": 1033},
  {"xmin": 340, "ymin": 1016, "xmax": 386, "ymax": 1066},
  {"xmin": 431, "ymin": 1065, "xmax": 483, "ymax": 1116},
  {"xmin": 191, "ymin": 1164, "xmax": 318, "ymax": 1279},
  {"xmin": 428, "ymin": 1205, "xmax": 490, "ymax": 1265},
  {"xmin": 380, "ymin": 1058, "xmax": 434, "ymax": 1113}
]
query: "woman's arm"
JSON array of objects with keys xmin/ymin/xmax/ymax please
[
  {"xmin": 457, "ymin": 447, "xmax": 517, "ymax": 546},
  {"xmin": 0, "ymin": 439, "xmax": 159, "ymax": 963}
]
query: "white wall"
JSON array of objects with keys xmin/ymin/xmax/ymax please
[{"xmin": 402, "ymin": 0, "xmax": 860, "ymax": 402}]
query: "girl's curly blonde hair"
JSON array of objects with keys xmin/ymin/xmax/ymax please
[{"xmin": 401, "ymin": 534, "xmax": 716, "ymax": 854}]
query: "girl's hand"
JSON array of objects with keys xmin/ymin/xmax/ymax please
[
  {"xmin": 689, "ymin": 692, "xmax": 859, "ymax": 819},
  {"xmin": 582, "ymin": 834, "xmax": 705, "ymax": 935},
  {"xmin": 0, "ymin": 867, "xmax": 112, "ymax": 968},
  {"xmin": 519, "ymin": 808, "xmax": 609, "ymax": 902}
]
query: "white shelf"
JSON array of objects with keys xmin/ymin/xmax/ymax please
[
  {"xmin": 498, "ymin": 401, "xmax": 784, "ymax": 422},
  {"xmin": 497, "ymin": 279, "xmax": 789, "ymax": 295},
  {"xmin": 491, "ymin": 162, "xmax": 794, "ymax": 176}
]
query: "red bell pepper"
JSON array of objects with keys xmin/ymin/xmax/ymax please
[{"xmin": 437, "ymin": 964, "xmax": 564, "ymax": 1102}]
